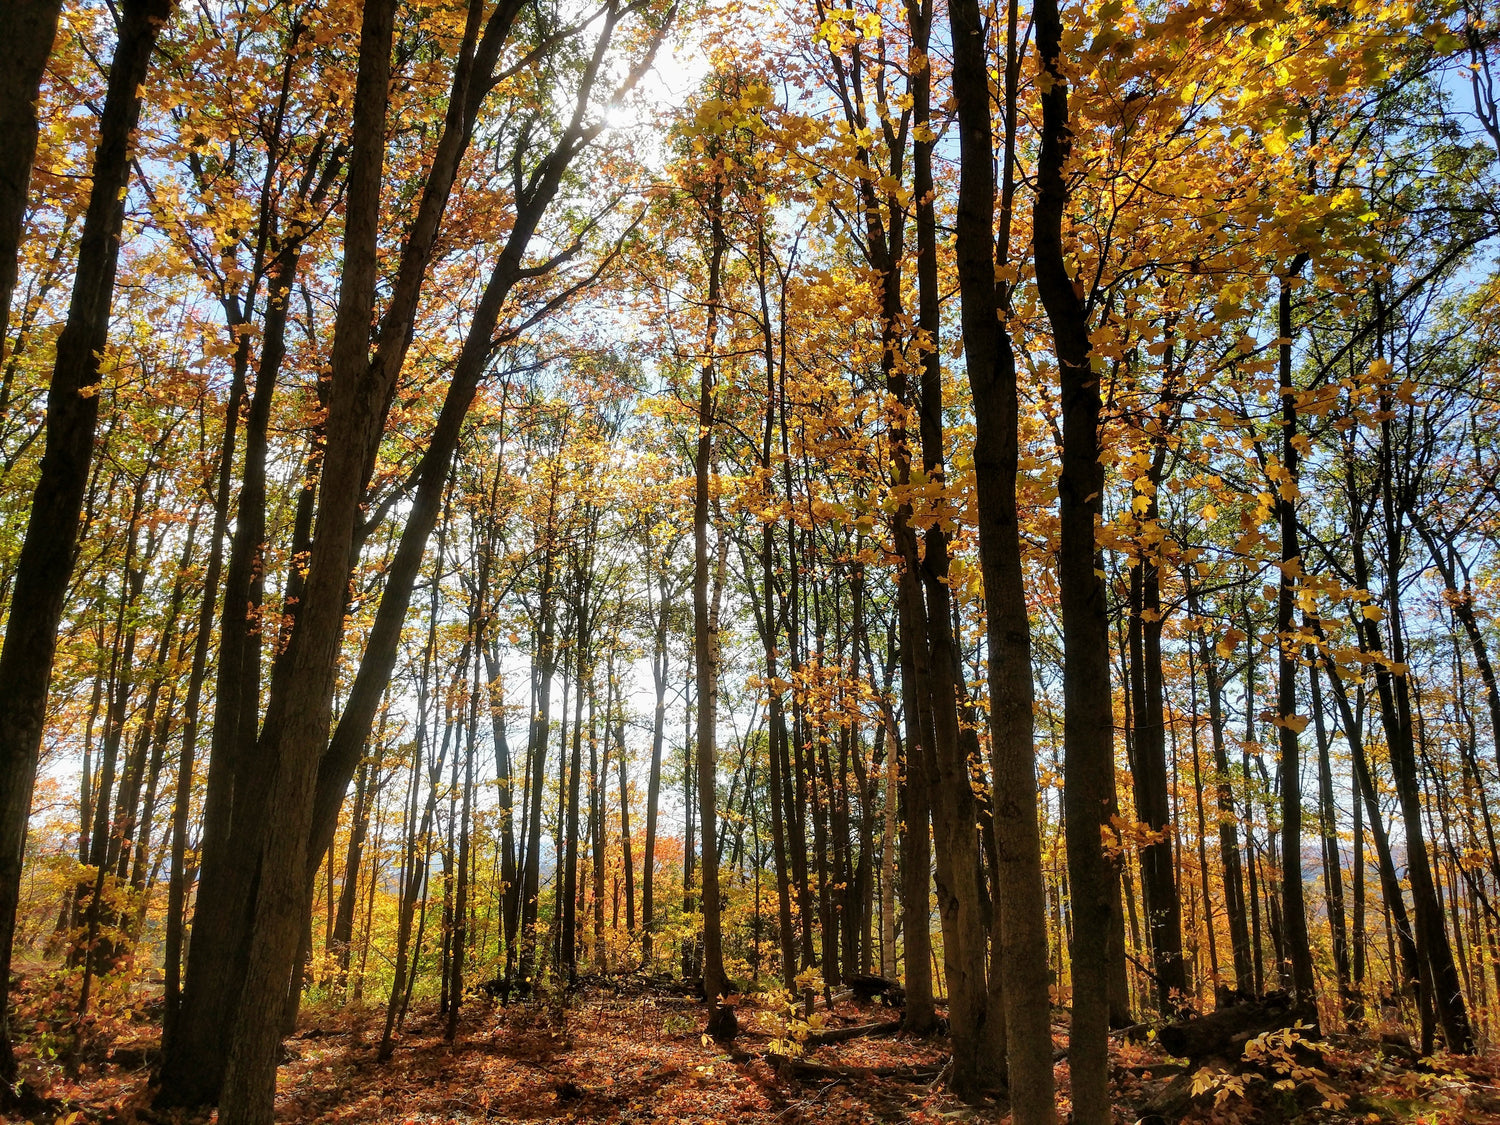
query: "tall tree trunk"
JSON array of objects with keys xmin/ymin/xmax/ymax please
[
  {"xmin": 1127, "ymin": 443, "xmax": 1187, "ymax": 1012},
  {"xmin": 484, "ymin": 640, "xmax": 520, "ymax": 960},
  {"xmin": 1031, "ymin": 2, "xmax": 1115, "ymax": 1116},
  {"xmin": 1314, "ymin": 614, "xmax": 1426, "ymax": 1034},
  {"xmin": 1275, "ymin": 270, "xmax": 1317, "ymax": 1005},
  {"xmin": 520, "ymin": 548, "xmax": 557, "ymax": 982},
  {"xmin": 613, "ymin": 678, "xmax": 635, "ymax": 935},
  {"xmin": 332, "ymin": 749, "xmax": 378, "ymax": 986},
  {"xmin": 213, "ymin": 0, "xmax": 395, "ymax": 1115},
  {"xmin": 0, "ymin": 0, "xmax": 173, "ymax": 1084},
  {"xmin": 642, "ymin": 576, "xmax": 668, "ymax": 964},
  {"xmin": 589, "ymin": 684, "xmax": 607, "ymax": 971},
  {"xmin": 1309, "ymin": 656, "xmax": 1353, "ymax": 1021},
  {"xmin": 945, "ymin": 0, "xmax": 1052, "ymax": 1103},
  {"xmin": 379, "ymin": 590, "xmax": 443, "ymax": 1061},
  {"xmin": 1186, "ymin": 645, "xmax": 1219, "ymax": 987},
  {"xmin": 894, "ymin": 583, "xmax": 935, "ymax": 1033},
  {"xmin": 747, "ymin": 223, "xmax": 796, "ymax": 991},
  {"xmin": 692, "ymin": 176, "xmax": 729, "ymax": 1011},
  {"xmin": 162, "ymin": 244, "xmax": 312, "ymax": 1107},
  {"xmin": 165, "ymin": 392, "xmax": 242, "ymax": 1051},
  {"xmin": 562, "ymin": 636, "xmax": 587, "ymax": 982},
  {"xmin": 878, "ymin": 700, "xmax": 899, "ymax": 983},
  {"xmin": 1186, "ymin": 577, "xmax": 1254, "ymax": 996},
  {"xmin": 445, "ymin": 650, "xmax": 478, "ymax": 1041},
  {"xmin": 0, "ymin": 0, "xmax": 64, "ymax": 356},
  {"xmin": 1356, "ymin": 401, "xmax": 1473, "ymax": 1052}
]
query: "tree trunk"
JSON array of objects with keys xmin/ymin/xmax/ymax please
[
  {"xmin": 1186, "ymin": 576, "xmax": 1254, "ymax": 997},
  {"xmin": 0, "ymin": 0, "xmax": 64, "ymax": 356},
  {"xmin": 0, "ymin": 0, "xmax": 173, "ymax": 1084},
  {"xmin": 613, "ymin": 682, "xmax": 635, "ymax": 935},
  {"xmin": 1126, "ymin": 444, "xmax": 1187, "ymax": 1012},
  {"xmin": 1357, "ymin": 403, "xmax": 1473, "ymax": 1052},
  {"xmin": 212, "ymin": 0, "xmax": 395, "ymax": 1116},
  {"xmin": 331, "ymin": 754, "xmax": 376, "ymax": 986},
  {"xmin": 1274, "ymin": 271, "xmax": 1317, "ymax": 1005},
  {"xmin": 1031, "ymin": 3, "xmax": 1114, "ymax": 1116},
  {"xmin": 161, "ymin": 242, "xmax": 312, "ymax": 1110},
  {"xmin": 379, "ymin": 588, "xmax": 443, "ymax": 1061},
  {"xmin": 484, "ymin": 640, "xmax": 520, "ymax": 961},
  {"xmin": 590, "ymin": 685, "xmax": 607, "ymax": 971},
  {"xmin": 445, "ymin": 650, "xmax": 478, "ymax": 1041},
  {"xmin": 1309, "ymin": 656, "xmax": 1353, "ymax": 1021},
  {"xmin": 945, "ymin": 0, "xmax": 1052, "ymax": 1104},
  {"xmin": 692, "ymin": 176, "xmax": 729, "ymax": 1010},
  {"xmin": 642, "ymin": 576, "xmax": 668, "ymax": 964}
]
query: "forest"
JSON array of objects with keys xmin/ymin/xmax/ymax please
[{"xmin": 2, "ymin": 0, "xmax": 1500, "ymax": 1122}]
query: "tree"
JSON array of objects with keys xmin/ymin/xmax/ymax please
[
  {"xmin": 0, "ymin": 0, "xmax": 174, "ymax": 1089},
  {"xmin": 0, "ymin": 0, "xmax": 64, "ymax": 359},
  {"xmin": 946, "ymin": 0, "xmax": 1053, "ymax": 1110}
]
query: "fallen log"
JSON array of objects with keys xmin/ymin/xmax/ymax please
[
  {"xmin": 1156, "ymin": 992, "xmax": 1318, "ymax": 1062},
  {"xmin": 769, "ymin": 1054, "xmax": 942, "ymax": 1083},
  {"xmin": 804, "ymin": 1018, "xmax": 902, "ymax": 1046},
  {"xmin": 846, "ymin": 974, "xmax": 904, "ymax": 1006}
]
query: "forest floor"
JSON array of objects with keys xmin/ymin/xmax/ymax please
[{"xmin": 7, "ymin": 975, "xmax": 1500, "ymax": 1125}]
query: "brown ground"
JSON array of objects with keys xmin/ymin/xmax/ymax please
[{"xmin": 5, "ymin": 981, "xmax": 1500, "ymax": 1124}]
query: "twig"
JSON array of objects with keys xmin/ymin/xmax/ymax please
[{"xmin": 927, "ymin": 1056, "xmax": 954, "ymax": 1093}]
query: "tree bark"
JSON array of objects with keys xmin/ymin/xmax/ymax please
[
  {"xmin": 1185, "ymin": 577, "xmax": 1254, "ymax": 996},
  {"xmin": 692, "ymin": 187, "xmax": 729, "ymax": 1006},
  {"xmin": 1274, "ymin": 272, "xmax": 1317, "ymax": 1004},
  {"xmin": 1355, "ymin": 408, "xmax": 1473, "ymax": 1052},
  {"xmin": 213, "ymin": 1, "xmax": 395, "ymax": 1116},
  {"xmin": 1031, "ymin": 2, "xmax": 1115, "ymax": 1117},
  {"xmin": 0, "ymin": 0, "xmax": 64, "ymax": 357},
  {"xmin": 945, "ymin": 0, "xmax": 1051, "ymax": 1107},
  {"xmin": 642, "ymin": 569, "xmax": 668, "ymax": 964},
  {"xmin": 1126, "ymin": 442, "xmax": 1187, "ymax": 1012},
  {"xmin": 0, "ymin": 0, "xmax": 173, "ymax": 1086}
]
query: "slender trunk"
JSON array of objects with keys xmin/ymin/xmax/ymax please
[
  {"xmin": 1275, "ymin": 271, "xmax": 1317, "ymax": 1004},
  {"xmin": 879, "ymin": 694, "xmax": 899, "ymax": 981},
  {"xmin": 642, "ymin": 583, "xmax": 667, "ymax": 964},
  {"xmin": 1127, "ymin": 444, "xmax": 1187, "ymax": 1011},
  {"xmin": 1187, "ymin": 645, "xmax": 1218, "ymax": 985},
  {"xmin": 214, "ymin": 1, "xmax": 395, "ymax": 1115},
  {"xmin": 895, "ymin": 588, "xmax": 935, "ymax": 1032},
  {"xmin": 1310, "ymin": 656, "xmax": 1353, "ymax": 1021},
  {"xmin": 562, "ymin": 637, "xmax": 587, "ymax": 982},
  {"xmin": 331, "ymin": 754, "xmax": 376, "ymax": 983},
  {"xmin": 0, "ymin": 0, "xmax": 64, "ymax": 356},
  {"xmin": 379, "ymin": 591, "xmax": 442, "ymax": 1060},
  {"xmin": 1031, "ymin": 2, "xmax": 1115, "ymax": 1115},
  {"xmin": 520, "ymin": 549, "xmax": 557, "ymax": 982},
  {"xmin": 483, "ymin": 641, "xmax": 519, "ymax": 960},
  {"xmin": 693, "ymin": 177, "xmax": 729, "ymax": 1009},
  {"xmin": 165, "ymin": 399, "xmax": 240, "ymax": 1049},
  {"xmin": 1316, "ymin": 619, "xmax": 1425, "ymax": 1031},
  {"xmin": 590, "ymin": 684, "xmax": 606, "ymax": 970},
  {"xmin": 163, "ymin": 243, "xmax": 310, "ymax": 1106},
  {"xmin": 1186, "ymin": 578, "xmax": 1253, "ymax": 996},
  {"xmin": 614, "ymin": 685, "xmax": 635, "ymax": 934},
  {"xmin": 445, "ymin": 650, "xmax": 478, "ymax": 1041},
  {"xmin": 0, "ymin": 0, "xmax": 173, "ymax": 1082},
  {"xmin": 1355, "ymin": 408, "xmax": 1472, "ymax": 1051}
]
